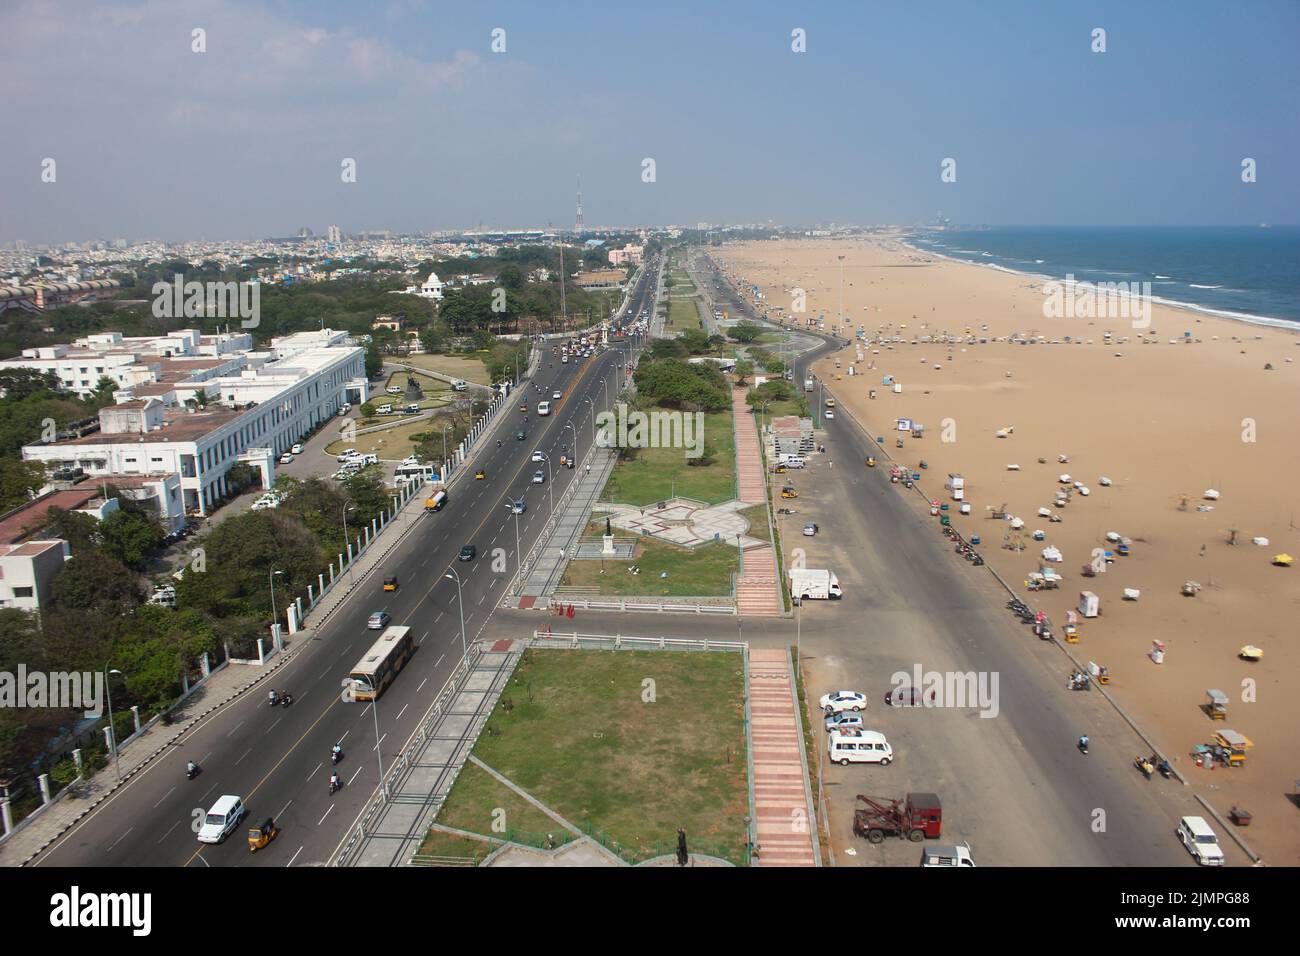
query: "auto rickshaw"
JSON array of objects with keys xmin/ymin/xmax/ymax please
[
  {"xmin": 248, "ymin": 817, "xmax": 278, "ymax": 853},
  {"xmin": 865, "ymin": 457, "xmax": 876, "ymax": 468},
  {"xmin": 1205, "ymin": 689, "xmax": 1228, "ymax": 721},
  {"xmin": 518, "ymin": 402, "xmax": 528, "ymax": 413},
  {"xmin": 474, "ymin": 469, "xmax": 486, "ymax": 480},
  {"xmin": 780, "ymin": 486, "xmax": 798, "ymax": 499},
  {"xmin": 771, "ymin": 464, "xmax": 787, "ymax": 474},
  {"xmin": 383, "ymin": 576, "xmax": 399, "ymax": 592}
]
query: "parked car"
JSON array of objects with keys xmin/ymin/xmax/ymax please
[
  {"xmin": 819, "ymin": 690, "xmax": 867, "ymax": 716},
  {"xmin": 885, "ymin": 686, "xmax": 925, "ymax": 707},
  {"xmin": 1177, "ymin": 816, "xmax": 1225, "ymax": 866},
  {"xmin": 824, "ymin": 712, "xmax": 864, "ymax": 733},
  {"xmin": 291, "ymin": 443, "xmax": 303, "ymax": 455},
  {"xmin": 367, "ymin": 611, "xmax": 391, "ymax": 630},
  {"xmin": 278, "ymin": 453, "xmax": 293, "ymax": 465}
]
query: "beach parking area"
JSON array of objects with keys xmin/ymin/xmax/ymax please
[{"xmin": 716, "ymin": 238, "xmax": 1300, "ymax": 860}]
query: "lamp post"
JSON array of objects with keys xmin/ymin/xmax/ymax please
[
  {"xmin": 104, "ymin": 666, "xmax": 123, "ymax": 782},
  {"xmin": 340, "ymin": 505, "xmax": 355, "ymax": 583},
  {"xmin": 539, "ymin": 453, "xmax": 555, "ymax": 517},
  {"xmin": 564, "ymin": 422, "xmax": 579, "ymax": 469},
  {"xmin": 584, "ymin": 397, "xmax": 597, "ymax": 447},
  {"xmin": 268, "ymin": 569, "xmax": 284, "ymax": 643},
  {"xmin": 362, "ymin": 677, "xmax": 387, "ymax": 799},
  {"xmin": 444, "ymin": 570, "xmax": 468, "ymax": 659},
  {"xmin": 502, "ymin": 496, "xmax": 523, "ymax": 590},
  {"xmin": 837, "ymin": 254, "xmax": 845, "ymax": 327},
  {"xmin": 441, "ymin": 423, "xmax": 452, "ymax": 479}
]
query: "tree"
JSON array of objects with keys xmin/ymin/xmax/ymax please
[
  {"xmin": 0, "ymin": 368, "xmax": 60, "ymax": 401},
  {"xmin": 0, "ymin": 459, "xmax": 46, "ymax": 513},
  {"xmin": 729, "ymin": 321, "xmax": 762, "ymax": 343},
  {"xmin": 733, "ymin": 360, "xmax": 755, "ymax": 386},
  {"xmin": 50, "ymin": 552, "xmax": 140, "ymax": 617},
  {"xmin": 99, "ymin": 509, "xmax": 166, "ymax": 568}
]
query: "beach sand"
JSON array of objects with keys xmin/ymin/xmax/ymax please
[{"xmin": 716, "ymin": 237, "xmax": 1300, "ymax": 861}]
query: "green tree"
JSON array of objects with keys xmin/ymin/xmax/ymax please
[
  {"xmin": 0, "ymin": 459, "xmax": 47, "ymax": 513},
  {"xmin": 50, "ymin": 551, "xmax": 140, "ymax": 617},
  {"xmin": 99, "ymin": 509, "xmax": 166, "ymax": 569},
  {"xmin": 729, "ymin": 321, "xmax": 762, "ymax": 343}
]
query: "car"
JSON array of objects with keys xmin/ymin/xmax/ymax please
[
  {"xmin": 367, "ymin": 611, "xmax": 391, "ymax": 630},
  {"xmin": 510, "ymin": 499, "xmax": 526, "ymax": 514},
  {"xmin": 824, "ymin": 410, "xmax": 835, "ymax": 420},
  {"xmin": 824, "ymin": 712, "xmax": 864, "ymax": 733},
  {"xmin": 516, "ymin": 431, "xmax": 526, "ymax": 441},
  {"xmin": 475, "ymin": 469, "xmax": 486, "ymax": 480},
  {"xmin": 1177, "ymin": 816, "xmax": 1225, "ymax": 866},
  {"xmin": 291, "ymin": 443, "xmax": 304, "ymax": 455},
  {"xmin": 532, "ymin": 470, "xmax": 545, "ymax": 484},
  {"xmin": 532, "ymin": 450, "xmax": 545, "ymax": 462},
  {"xmin": 802, "ymin": 523, "xmax": 818, "ymax": 536},
  {"xmin": 518, "ymin": 402, "xmax": 528, "ymax": 413},
  {"xmin": 459, "ymin": 544, "xmax": 476, "ymax": 561},
  {"xmin": 552, "ymin": 390, "xmax": 562, "ymax": 400},
  {"xmin": 336, "ymin": 449, "xmax": 358, "ymax": 462},
  {"xmin": 278, "ymin": 453, "xmax": 293, "ymax": 464},
  {"xmin": 885, "ymin": 686, "xmax": 926, "ymax": 707},
  {"xmin": 819, "ymin": 690, "xmax": 867, "ymax": 716},
  {"xmin": 196, "ymin": 794, "xmax": 247, "ymax": 844}
]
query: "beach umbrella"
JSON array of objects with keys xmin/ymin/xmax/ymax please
[{"xmin": 1273, "ymin": 553, "xmax": 1294, "ymax": 567}]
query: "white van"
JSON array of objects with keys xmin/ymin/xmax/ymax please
[
  {"xmin": 537, "ymin": 401, "xmax": 551, "ymax": 417},
  {"xmin": 921, "ymin": 842, "xmax": 976, "ymax": 868},
  {"xmin": 197, "ymin": 795, "xmax": 246, "ymax": 844},
  {"xmin": 828, "ymin": 729, "xmax": 893, "ymax": 766},
  {"xmin": 376, "ymin": 403, "xmax": 393, "ymax": 415},
  {"xmin": 450, "ymin": 379, "xmax": 468, "ymax": 391},
  {"xmin": 779, "ymin": 454, "xmax": 807, "ymax": 469}
]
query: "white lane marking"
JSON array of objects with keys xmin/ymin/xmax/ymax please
[
  {"xmin": 154, "ymin": 786, "xmax": 177, "ymax": 808},
  {"xmin": 157, "ymin": 820, "xmax": 181, "ymax": 845},
  {"xmin": 287, "ymin": 845, "xmax": 304, "ymax": 867},
  {"xmin": 308, "ymin": 761, "xmax": 324, "ymax": 782},
  {"xmin": 416, "ymin": 677, "xmax": 428, "ymax": 693},
  {"xmin": 434, "ymin": 611, "xmax": 443, "ymax": 622},
  {"xmin": 317, "ymin": 805, "xmax": 335, "ymax": 826},
  {"xmin": 435, "ymin": 654, "xmax": 445, "ymax": 668},
  {"xmin": 225, "ymin": 720, "xmax": 245, "ymax": 737},
  {"xmin": 276, "ymin": 799, "xmax": 293, "ymax": 820},
  {"xmin": 234, "ymin": 748, "xmax": 253, "ymax": 765},
  {"xmin": 107, "ymin": 827, "xmax": 135, "ymax": 852},
  {"xmin": 372, "ymin": 734, "xmax": 387, "ymax": 750},
  {"xmin": 396, "ymin": 703, "xmax": 409, "ymax": 720}
]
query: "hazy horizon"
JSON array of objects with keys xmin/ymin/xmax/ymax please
[{"xmin": 3, "ymin": 0, "xmax": 1298, "ymax": 244}]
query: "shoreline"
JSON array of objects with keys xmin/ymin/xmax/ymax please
[{"xmin": 895, "ymin": 233, "xmax": 1300, "ymax": 334}]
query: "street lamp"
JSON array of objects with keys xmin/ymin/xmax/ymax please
[
  {"xmin": 583, "ymin": 397, "xmax": 597, "ymax": 447},
  {"xmin": 444, "ymin": 570, "xmax": 468, "ymax": 659},
  {"xmin": 340, "ymin": 505, "xmax": 356, "ymax": 583},
  {"xmin": 502, "ymin": 495, "xmax": 524, "ymax": 590},
  {"xmin": 104, "ymin": 666, "xmax": 123, "ymax": 782},
  {"xmin": 268, "ymin": 569, "xmax": 284, "ymax": 643},
  {"xmin": 837, "ymin": 254, "xmax": 845, "ymax": 327},
  {"xmin": 441, "ymin": 423, "xmax": 452, "ymax": 479},
  {"xmin": 360, "ymin": 676, "xmax": 387, "ymax": 800},
  {"xmin": 564, "ymin": 422, "xmax": 579, "ymax": 467},
  {"xmin": 537, "ymin": 452, "xmax": 555, "ymax": 517}
]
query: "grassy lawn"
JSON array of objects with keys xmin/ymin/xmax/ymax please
[
  {"xmin": 398, "ymin": 352, "xmax": 490, "ymax": 383},
  {"xmin": 415, "ymin": 827, "xmax": 499, "ymax": 864},
  {"xmin": 666, "ymin": 296, "xmax": 702, "ymax": 330},
  {"xmin": 601, "ymin": 408, "xmax": 736, "ymax": 505},
  {"xmin": 435, "ymin": 761, "xmax": 576, "ymax": 848},
  {"xmin": 739, "ymin": 504, "xmax": 770, "ymax": 544},
  {"xmin": 468, "ymin": 648, "xmax": 749, "ymax": 864},
  {"xmin": 560, "ymin": 529, "xmax": 738, "ymax": 596}
]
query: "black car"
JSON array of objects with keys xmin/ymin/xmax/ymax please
[
  {"xmin": 459, "ymin": 544, "xmax": 476, "ymax": 561},
  {"xmin": 515, "ymin": 430, "xmax": 526, "ymax": 441}
]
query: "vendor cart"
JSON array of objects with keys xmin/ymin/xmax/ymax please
[{"xmin": 1205, "ymin": 689, "xmax": 1228, "ymax": 722}]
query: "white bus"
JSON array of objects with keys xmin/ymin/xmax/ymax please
[
  {"xmin": 345, "ymin": 626, "xmax": 414, "ymax": 702},
  {"xmin": 395, "ymin": 462, "xmax": 437, "ymax": 483}
]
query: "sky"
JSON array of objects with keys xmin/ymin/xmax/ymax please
[{"xmin": 2, "ymin": 0, "xmax": 1298, "ymax": 243}]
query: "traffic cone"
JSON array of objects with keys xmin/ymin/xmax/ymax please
[{"xmin": 566, "ymin": 603, "xmax": 575, "ymax": 619}]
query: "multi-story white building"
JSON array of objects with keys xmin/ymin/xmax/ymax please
[{"xmin": 21, "ymin": 342, "xmax": 368, "ymax": 520}]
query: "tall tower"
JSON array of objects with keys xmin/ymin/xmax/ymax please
[{"xmin": 574, "ymin": 176, "xmax": 584, "ymax": 234}]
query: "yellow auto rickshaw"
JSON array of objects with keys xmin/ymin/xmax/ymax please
[
  {"xmin": 474, "ymin": 469, "xmax": 486, "ymax": 480},
  {"xmin": 383, "ymin": 575, "xmax": 399, "ymax": 592},
  {"xmin": 781, "ymin": 486, "xmax": 798, "ymax": 499},
  {"xmin": 248, "ymin": 817, "xmax": 278, "ymax": 853},
  {"xmin": 865, "ymin": 457, "xmax": 876, "ymax": 468},
  {"xmin": 771, "ymin": 464, "xmax": 787, "ymax": 474}
]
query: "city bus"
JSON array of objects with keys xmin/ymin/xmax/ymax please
[
  {"xmin": 345, "ymin": 625, "xmax": 414, "ymax": 701},
  {"xmin": 395, "ymin": 462, "xmax": 437, "ymax": 483}
]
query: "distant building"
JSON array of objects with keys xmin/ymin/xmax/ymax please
[
  {"xmin": 573, "ymin": 269, "xmax": 626, "ymax": 291},
  {"xmin": 0, "ymin": 488, "xmax": 121, "ymax": 611},
  {"xmin": 608, "ymin": 244, "xmax": 644, "ymax": 266},
  {"xmin": 771, "ymin": 416, "xmax": 815, "ymax": 456},
  {"xmin": 326, "ymin": 224, "xmax": 342, "ymax": 243}
]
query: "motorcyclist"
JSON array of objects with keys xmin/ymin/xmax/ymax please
[
  {"xmin": 186, "ymin": 759, "xmax": 198, "ymax": 777},
  {"xmin": 268, "ymin": 689, "xmax": 278, "ymax": 705},
  {"xmin": 1079, "ymin": 734, "xmax": 1090, "ymax": 752},
  {"xmin": 329, "ymin": 772, "xmax": 341, "ymax": 792},
  {"xmin": 332, "ymin": 743, "xmax": 342, "ymax": 762},
  {"xmin": 281, "ymin": 692, "xmax": 292, "ymax": 706},
  {"xmin": 497, "ymin": 439, "xmax": 502, "ymax": 447}
]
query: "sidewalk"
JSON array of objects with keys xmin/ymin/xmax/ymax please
[
  {"xmin": 731, "ymin": 389, "xmax": 782, "ymax": 616},
  {"xmin": 749, "ymin": 648, "xmax": 819, "ymax": 866}
]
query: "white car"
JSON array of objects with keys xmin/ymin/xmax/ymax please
[
  {"xmin": 532, "ymin": 470, "xmax": 546, "ymax": 484},
  {"xmin": 291, "ymin": 443, "xmax": 303, "ymax": 455},
  {"xmin": 278, "ymin": 453, "xmax": 293, "ymax": 465},
  {"xmin": 552, "ymin": 390, "xmax": 562, "ymax": 400},
  {"xmin": 1177, "ymin": 816, "xmax": 1225, "ymax": 866},
  {"xmin": 197, "ymin": 795, "xmax": 246, "ymax": 844},
  {"xmin": 824, "ymin": 410, "xmax": 835, "ymax": 419},
  {"xmin": 531, "ymin": 450, "xmax": 545, "ymax": 463},
  {"xmin": 336, "ymin": 449, "xmax": 358, "ymax": 462},
  {"xmin": 819, "ymin": 690, "xmax": 867, "ymax": 716}
]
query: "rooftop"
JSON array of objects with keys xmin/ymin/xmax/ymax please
[{"xmin": 0, "ymin": 488, "xmax": 104, "ymax": 545}]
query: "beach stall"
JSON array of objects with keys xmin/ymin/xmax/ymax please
[
  {"xmin": 1212, "ymin": 730, "xmax": 1253, "ymax": 767},
  {"xmin": 1205, "ymin": 689, "xmax": 1229, "ymax": 722},
  {"xmin": 1078, "ymin": 591, "xmax": 1100, "ymax": 618}
]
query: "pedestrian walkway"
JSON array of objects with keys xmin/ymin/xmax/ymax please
[
  {"xmin": 731, "ymin": 389, "xmax": 783, "ymax": 615},
  {"xmin": 748, "ymin": 648, "xmax": 819, "ymax": 866},
  {"xmin": 339, "ymin": 639, "xmax": 523, "ymax": 867}
]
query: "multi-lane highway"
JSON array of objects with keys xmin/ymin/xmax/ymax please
[{"xmin": 33, "ymin": 260, "xmax": 663, "ymax": 867}]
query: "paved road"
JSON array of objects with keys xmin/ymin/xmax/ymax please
[
  {"xmin": 31, "ymin": 261, "xmax": 664, "ymax": 868},
  {"xmin": 683, "ymin": 253, "xmax": 1219, "ymax": 867}
]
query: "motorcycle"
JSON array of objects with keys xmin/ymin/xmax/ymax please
[
  {"xmin": 331, "ymin": 747, "xmax": 342, "ymax": 765},
  {"xmin": 268, "ymin": 691, "xmax": 280, "ymax": 707},
  {"xmin": 329, "ymin": 776, "xmax": 343, "ymax": 795},
  {"xmin": 186, "ymin": 762, "xmax": 201, "ymax": 780},
  {"xmin": 1078, "ymin": 736, "xmax": 1090, "ymax": 755},
  {"xmin": 279, "ymin": 693, "xmax": 293, "ymax": 708}
]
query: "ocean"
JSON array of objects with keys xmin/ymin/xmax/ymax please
[{"xmin": 903, "ymin": 227, "xmax": 1300, "ymax": 329}]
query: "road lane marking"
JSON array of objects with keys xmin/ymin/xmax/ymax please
[
  {"xmin": 225, "ymin": 720, "xmax": 245, "ymax": 737},
  {"xmin": 434, "ymin": 653, "xmax": 444, "ymax": 668},
  {"xmin": 157, "ymin": 820, "xmax": 181, "ymax": 845},
  {"xmin": 396, "ymin": 703, "xmax": 409, "ymax": 720},
  {"xmin": 235, "ymin": 748, "xmax": 253, "ymax": 765},
  {"xmin": 416, "ymin": 677, "xmax": 428, "ymax": 693},
  {"xmin": 287, "ymin": 845, "xmax": 304, "ymax": 867},
  {"xmin": 276, "ymin": 799, "xmax": 293, "ymax": 820},
  {"xmin": 154, "ymin": 787, "xmax": 176, "ymax": 808},
  {"xmin": 317, "ymin": 805, "xmax": 335, "ymax": 826},
  {"xmin": 107, "ymin": 827, "xmax": 134, "ymax": 852}
]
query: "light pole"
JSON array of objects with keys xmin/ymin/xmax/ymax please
[
  {"xmin": 538, "ymin": 453, "xmax": 555, "ymax": 517},
  {"xmin": 268, "ymin": 569, "xmax": 284, "ymax": 643},
  {"xmin": 502, "ymin": 495, "xmax": 523, "ymax": 590},
  {"xmin": 564, "ymin": 422, "xmax": 579, "ymax": 468},
  {"xmin": 837, "ymin": 254, "xmax": 845, "ymax": 328},
  {"xmin": 444, "ymin": 570, "xmax": 468, "ymax": 659},
  {"xmin": 584, "ymin": 397, "xmax": 596, "ymax": 447},
  {"xmin": 103, "ymin": 666, "xmax": 123, "ymax": 782},
  {"xmin": 362, "ymin": 677, "xmax": 387, "ymax": 799},
  {"xmin": 441, "ymin": 423, "xmax": 452, "ymax": 479},
  {"xmin": 341, "ymin": 505, "xmax": 356, "ymax": 583}
]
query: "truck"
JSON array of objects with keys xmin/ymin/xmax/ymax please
[
  {"xmin": 804, "ymin": 376, "xmax": 815, "ymax": 392},
  {"xmin": 424, "ymin": 486, "xmax": 448, "ymax": 512},
  {"xmin": 789, "ymin": 568, "xmax": 842, "ymax": 601},
  {"xmin": 853, "ymin": 792, "xmax": 943, "ymax": 844}
]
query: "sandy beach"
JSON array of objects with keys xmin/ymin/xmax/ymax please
[{"xmin": 716, "ymin": 237, "xmax": 1300, "ymax": 860}]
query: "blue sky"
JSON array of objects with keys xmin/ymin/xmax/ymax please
[{"xmin": 2, "ymin": 0, "xmax": 1297, "ymax": 242}]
